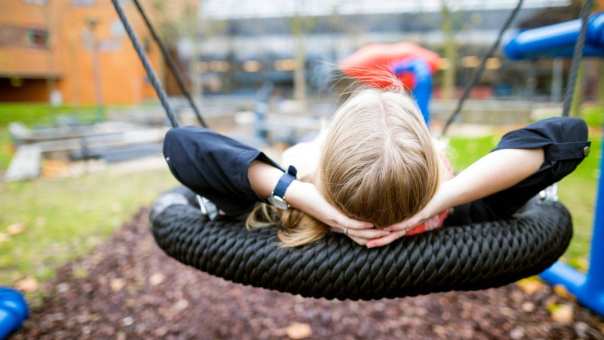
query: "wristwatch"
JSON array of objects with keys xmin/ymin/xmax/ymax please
[{"xmin": 267, "ymin": 165, "xmax": 298, "ymax": 210}]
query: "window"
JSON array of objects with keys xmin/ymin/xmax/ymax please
[
  {"xmin": 0, "ymin": 26, "xmax": 49, "ymax": 49},
  {"xmin": 24, "ymin": 0, "xmax": 47, "ymax": 5},
  {"xmin": 72, "ymin": 0, "xmax": 95, "ymax": 5},
  {"xmin": 27, "ymin": 29, "xmax": 49, "ymax": 49}
]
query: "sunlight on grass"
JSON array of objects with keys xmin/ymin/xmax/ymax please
[{"xmin": 0, "ymin": 168, "xmax": 177, "ymax": 299}]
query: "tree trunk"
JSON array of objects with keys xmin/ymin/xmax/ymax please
[
  {"xmin": 440, "ymin": 1, "xmax": 457, "ymax": 100},
  {"xmin": 292, "ymin": 15, "xmax": 307, "ymax": 108}
]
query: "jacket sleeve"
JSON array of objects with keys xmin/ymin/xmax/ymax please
[
  {"xmin": 163, "ymin": 127, "xmax": 283, "ymax": 216},
  {"xmin": 444, "ymin": 117, "xmax": 590, "ymax": 226},
  {"xmin": 493, "ymin": 116, "xmax": 590, "ymax": 163}
]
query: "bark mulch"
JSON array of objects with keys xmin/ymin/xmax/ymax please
[{"xmin": 14, "ymin": 209, "xmax": 604, "ymax": 339}]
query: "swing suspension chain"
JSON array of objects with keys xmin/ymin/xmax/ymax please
[
  {"xmin": 111, "ymin": 0, "xmax": 180, "ymax": 128},
  {"xmin": 131, "ymin": 0, "xmax": 208, "ymax": 128},
  {"xmin": 562, "ymin": 0, "xmax": 593, "ymax": 117},
  {"xmin": 440, "ymin": 0, "xmax": 524, "ymax": 137}
]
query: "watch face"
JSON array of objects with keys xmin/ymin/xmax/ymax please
[{"xmin": 268, "ymin": 195, "xmax": 289, "ymax": 210}]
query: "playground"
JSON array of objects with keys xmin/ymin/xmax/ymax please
[
  {"xmin": 11, "ymin": 209, "xmax": 604, "ymax": 339},
  {"xmin": 2, "ymin": 0, "xmax": 604, "ymax": 338}
]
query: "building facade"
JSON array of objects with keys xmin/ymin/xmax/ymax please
[
  {"xmin": 0, "ymin": 0, "xmax": 165, "ymax": 105},
  {"xmin": 188, "ymin": 0, "xmax": 603, "ymax": 101}
]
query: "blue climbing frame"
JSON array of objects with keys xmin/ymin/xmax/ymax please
[
  {"xmin": 0, "ymin": 287, "xmax": 29, "ymax": 339},
  {"xmin": 504, "ymin": 12, "xmax": 604, "ymax": 316},
  {"xmin": 392, "ymin": 59, "xmax": 433, "ymax": 125}
]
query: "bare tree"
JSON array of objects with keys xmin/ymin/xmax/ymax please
[
  {"xmin": 290, "ymin": 2, "xmax": 317, "ymax": 109},
  {"xmin": 440, "ymin": 0, "xmax": 457, "ymax": 100}
]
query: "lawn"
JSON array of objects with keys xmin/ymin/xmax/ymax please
[
  {"xmin": 0, "ymin": 103, "xmax": 105, "ymax": 128},
  {"xmin": 0, "ymin": 167, "xmax": 176, "ymax": 304},
  {"xmin": 0, "ymin": 103, "xmax": 108, "ymax": 173},
  {"xmin": 0, "ymin": 129, "xmax": 11, "ymax": 171}
]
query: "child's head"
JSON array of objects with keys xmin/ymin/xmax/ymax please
[
  {"xmin": 247, "ymin": 85, "xmax": 442, "ymax": 246},
  {"xmin": 318, "ymin": 87, "xmax": 441, "ymax": 227}
]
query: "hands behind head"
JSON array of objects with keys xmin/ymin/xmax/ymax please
[{"xmin": 288, "ymin": 181, "xmax": 450, "ymax": 248}]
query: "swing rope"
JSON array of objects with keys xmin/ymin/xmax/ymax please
[
  {"xmin": 441, "ymin": 0, "xmax": 593, "ymax": 135},
  {"xmin": 111, "ymin": 0, "xmax": 179, "ymax": 128},
  {"xmin": 111, "ymin": 0, "xmax": 576, "ymax": 300},
  {"xmin": 440, "ymin": 0, "xmax": 524, "ymax": 136},
  {"xmin": 562, "ymin": 0, "xmax": 593, "ymax": 117},
  {"xmin": 131, "ymin": 0, "xmax": 208, "ymax": 128}
]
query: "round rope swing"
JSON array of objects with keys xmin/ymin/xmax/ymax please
[{"xmin": 111, "ymin": 0, "xmax": 587, "ymax": 299}]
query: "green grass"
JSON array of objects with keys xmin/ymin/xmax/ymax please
[
  {"xmin": 448, "ymin": 134, "xmax": 601, "ymax": 271},
  {"xmin": 0, "ymin": 103, "xmax": 108, "ymax": 128},
  {"xmin": 0, "ymin": 103, "xmax": 109, "ymax": 172},
  {"xmin": 0, "ymin": 129, "xmax": 11, "ymax": 171},
  {"xmin": 0, "ymin": 168, "xmax": 176, "ymax": 303},
  {"xmin": 581, "ymin": 104, "xmax": 604, "ymax": 128}
]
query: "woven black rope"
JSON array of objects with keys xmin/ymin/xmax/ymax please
[
  {"xmin": 441, "ymin": 0, "xmax": 524, "ymax": 136},
  {"xmin": 131, "ymin": 0, "xmax": 208, "ymax": 128},
  {"xmin": 149, "ymin": 187, "xmax": 572, "ymax": 300},
  {"xmin": 111, "ymin": 0, "xmax": 179, "ymax": 128},
  {"xmin": 562, "ymin": 0, "xmax": 593, "ymax": 117}
]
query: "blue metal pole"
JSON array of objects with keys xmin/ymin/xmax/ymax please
[
  {"xmin": 583, "ymin": 137, "xmax": 604, "ymax": 301},
  {"xmin": 541, "ymin": 137, "xmax": 604, "ymax": 316},
  {"xmin": 504, "ymin": 12, "xmax": 604, "ymax": 60}
]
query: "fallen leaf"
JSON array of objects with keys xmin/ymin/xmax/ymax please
[
  {"xmin": 72, "ymin": 266, "xmax": 88, "ymax": 279},
  {"xmin": 149, "ymin": 273, "xmax": 165, "ymax": 286},
  {"xmin": 111, "ymin": 278, "xmax": 126, "ymax": 292},
  {"xmin": 521, "ymin": 302, "xmax": 535, "ymax": 312},
  {"xmin": 286, "ymin": 322, "xmax": 312, "ymax": 339},
  {"xmin": 516, "ymin": 277, "xmax": 545, "ymax": 295},
  {"xmin": 16, "ymin": 277, "xmax": 38, "ymax": 292},
  {"xmin": 509, "ymin": 327, "xmax": 525, "ymax": 339},
  {"xmin": 569, "ymin": 257, "xmax": 589, "ymax": 271},
  {"xmin": 550, "ymin": 304, "xmax": 574, "ymax": 325},
  {"xmin": 172, "ymin": 299, "xmax": 189, "ymax": 312},
  {"xmin": 433, "ymin": 325, "xmax": 447, "ymax": 337},
  {"xmin": 553, "ymin": 284, "xmax": 574, "ymax": 300},
  {"xmin": 6, "ymin": 223, "xmax": 25, "ymax": 236},
  {"xmin": 121, "ymin": 316, "xmax": 134, "ymax": 327}
]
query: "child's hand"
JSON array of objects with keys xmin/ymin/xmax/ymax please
[
  {"xmin": 286, "ymin": 181, "xmax": 390, "ymax": 246},
  {"xmin": 366, "ymin": 182, "xmax": 454, "ymax": 248}
]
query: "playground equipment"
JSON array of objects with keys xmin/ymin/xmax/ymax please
[
  {"xmin": 504, "ymin": 10, "xmax": 604, "ymax": 317},
  {"xmin": 0, "ymin": 287, "xmax": 29, "ymax": 339},
  {"xmin": 113, "ymin": 0, "xmax": 596, "ymax": 301},
  {"xmin": 505, "ymin": 13, "xmax": 604, "ymax": 59},
  {"xmin": 392, "ymin": 58, "xmax": 433, "ymax": 124},
  {"xmin": 338, "ymin": 42, "xmax": 441, "ymax": 125}
]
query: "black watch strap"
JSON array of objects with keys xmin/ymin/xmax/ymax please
[{"xmin": 273, "ymin": 165, "xmax": 297, "ymax": 198}]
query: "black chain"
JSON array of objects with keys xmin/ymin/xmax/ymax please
[
  {"xmin": 132, "ymin": 0, "xmax": 208, "ymax": 127},
  {"xmin": 562, "ymin": 0, "xmax": 593, "ymax": 117},
  {"xmin": 441, "ymin": 0, "xmax": 524, "ymax": 136},
  {"xmin": 111, "ymin": 0, "xmax": 180, "ymax": 128}
]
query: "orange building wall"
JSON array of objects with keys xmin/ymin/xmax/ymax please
[{"xmin": 0, "ymin": 0, "xmax": 167, "ymax": 105}]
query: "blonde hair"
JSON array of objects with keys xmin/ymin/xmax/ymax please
[{"xmin": 246, "ymin": 84, "xmax": 442, "ymax": 247}]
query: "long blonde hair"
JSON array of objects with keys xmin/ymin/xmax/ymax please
[{"xmin": 246, "ymin": 85, "xmax": 442, "ymax": 247}]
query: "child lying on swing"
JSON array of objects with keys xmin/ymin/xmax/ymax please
[{"xmin": 163, "ymin": 82, "xmax": 590, "ymax": 248}]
